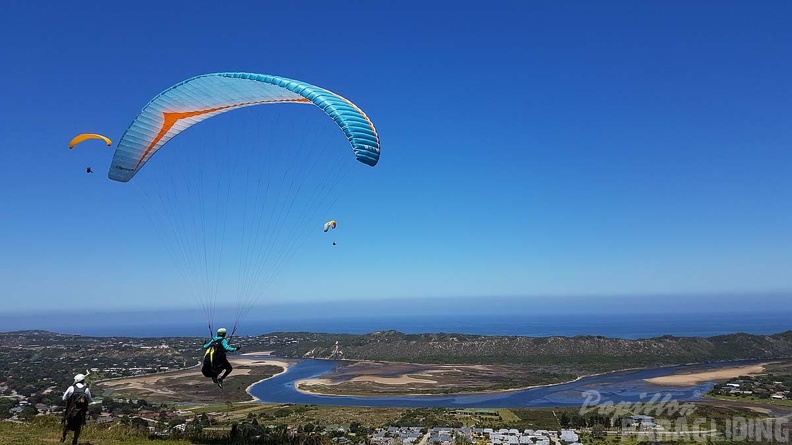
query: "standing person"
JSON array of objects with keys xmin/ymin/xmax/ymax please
[
  {"xmin": 202, "ymin": 327, "xmax": 240, "ymax": 388},
  {"xmin": 61, "ymin": 373, "xmax": 92, "ymax": 444}
]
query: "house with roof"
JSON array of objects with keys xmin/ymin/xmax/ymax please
[
  {"xmin": 97, "ymin": 414, "xmax": 115, "ymax": 424},
  {"xmin": 559, "ymin": 430, "xmax": 579, "ymax": 443},
  {"xmin": 623, "ymin": 415, "xmax": 656, "ymax": 429}
]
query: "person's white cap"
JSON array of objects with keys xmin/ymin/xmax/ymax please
[{"xmin": 74, "ymin": 374, "xmax": 86, "ymax": 384}]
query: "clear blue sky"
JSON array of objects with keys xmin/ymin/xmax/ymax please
[{"xmin": 1, "ymin": 1, "xmax": 791, "ymax": 315}]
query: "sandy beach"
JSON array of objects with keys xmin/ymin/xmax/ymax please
[
  {"xmin": 97, "ymin": 352, "xmax": 292, "ymax": 402},
  {"xmin": 238, "ymin": 352, "xmax": 292, "ymax": 371},
  {"xmin": 644, "ymin": 363, "xmax": 769, "ymax": 386}
]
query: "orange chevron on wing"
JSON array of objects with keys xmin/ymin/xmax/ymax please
[{"xmin": 135, "ymin": 98, "xmax": 311, "ymax": 169}]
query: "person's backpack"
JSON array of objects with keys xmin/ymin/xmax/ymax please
[
  {"xmin": 65, "ymin": 385, "xmax": 89, "ymax": 426},
  {"xmin": 202, "ymin": 338, "xmax": 226, "ymax": 377},
  {"xmin": 71, "ymin": 385, "xmax": 88, "ymax": 409}
]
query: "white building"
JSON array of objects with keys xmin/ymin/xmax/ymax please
[{"xmin": 559, "ymin": 430, "xmax": 579, "ymax": 443}]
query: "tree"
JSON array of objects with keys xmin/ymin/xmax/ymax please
[
  {"xmin": 592, "ymin": 424, "xmax": 606, "ymax": 439},
  {"xmin": 455, "ymin": 435, "xmax": 472, "ymax": 445},
  {"xmin": 187, "ymin": 419, "xmax": 203, "ymax": 435},
  {"xmin": 18, "ymin": 406, "xmax": 37, "ymax": 421},
  {"xmin": 0, "ymin": 398, "xmax": 17, "ymax": 419},
  {"xmin": 131, "ymin": 417, "xmax": 149, "ymax": 430},
  {"xmin": 102, "ymin": 398, "xmax": 117, "ymax": 412},
  {"xmin": 88, "ymin": 404, "xmax": 103, "ymax": 417},
  {"xmin": 274, "ymin": 407, "xmax": 292, "ymax": 418},
  {"xmin": 558, "ymin": 412, "xmax": 570, "ymax": 428}
]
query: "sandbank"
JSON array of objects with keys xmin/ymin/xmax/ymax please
[
  {"xmin": 644, "ymin": 363, "xmax": 769, "ymax": 386},
  {"xmin": 98, "ymin": 352, "xmax": 291, "ymax": 401},
  {"xmin": 296, "ymin": 373, "xmax": 437, "ymax": 389},
  {"xmin": 291, "ymin": 361, "xmax": 569, "ymax": 397}
]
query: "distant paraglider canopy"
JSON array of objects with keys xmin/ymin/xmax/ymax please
[
  {"xmin": 69, "ymin": 133, "xmax": 112, "ymax": 149},
  {"xmin": 323, "ymin": 220, "xmax": 337, "ymax": 232},
  {"xmin": 109, "ymin": 72, "xmax": 380, "ymax": 334}
]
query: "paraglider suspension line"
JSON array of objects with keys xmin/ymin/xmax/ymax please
[{"xmin": 229, "ymin": 324, "xmax": 238, "ymax": 340}]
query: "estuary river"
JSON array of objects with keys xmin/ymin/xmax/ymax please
[{"xmin": 247, "ymin": 357, "xmax": 759, "ymax": 408}]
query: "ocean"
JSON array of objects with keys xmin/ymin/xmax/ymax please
[{"xmin": 36, "ymin": 310, "xmax": 791, "ymax": 338}]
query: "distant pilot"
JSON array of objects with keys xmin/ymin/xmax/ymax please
[{"xmin": 86, "ymin": 167, "xmax": 93, "ymax": 174}]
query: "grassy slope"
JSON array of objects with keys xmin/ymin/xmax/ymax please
[
  {"xmin": 0, "ymin": 404, "xmax": 779, "ymax": 445},
  {"xmin": 0, "ymin": 416, "xmax": 190, "ymax": 445}
]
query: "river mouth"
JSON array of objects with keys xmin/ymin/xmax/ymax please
[
  {"xmin": 95, "ymin": 356, "xmax": 784, "ymax": 408},
  {"xmin": 248, "ymin": 358, "xmax": 778, "ymax": 408}
]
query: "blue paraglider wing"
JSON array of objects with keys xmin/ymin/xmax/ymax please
[{"xmin": 109, "ymin": 72, "xmax": 380, "ymax": 182}]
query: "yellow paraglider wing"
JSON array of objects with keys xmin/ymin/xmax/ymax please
[{"xmin": 69, "ymin": 133, "xmax": 112, "ymax": 149}]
